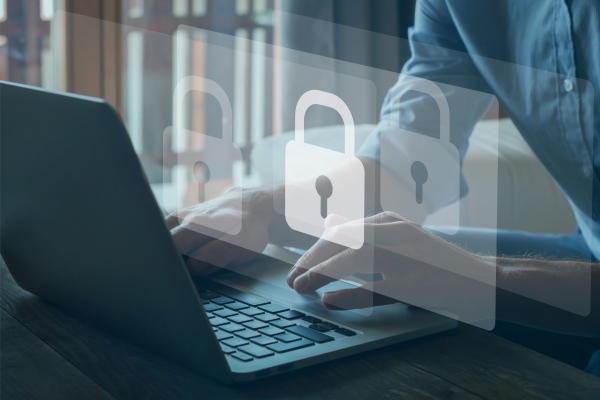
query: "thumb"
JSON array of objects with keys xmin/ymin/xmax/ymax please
[{"xmin": 324, "ymin": 214, "xmax": 350, "ymax": 230}]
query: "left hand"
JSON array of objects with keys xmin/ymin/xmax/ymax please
[{"xmin": 286, "ymin": 212, "xmax": 495, "ymax": 313}]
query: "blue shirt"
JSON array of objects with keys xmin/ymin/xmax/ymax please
[{"xmin": 357, "ymin": 0, "xmax": 600, "ymax": 259}]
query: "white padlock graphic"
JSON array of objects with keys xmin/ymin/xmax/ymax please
[
  {"xmin": 165, "ymin": 76, "xmax": 242, "ymax": 236},
  {"xmin": 285, "ymin": 90, "xmax": 364, "ymax": 249},
  {"xmin": 380, "ymin": 76, "xmax": 460, "ymax": 234}
]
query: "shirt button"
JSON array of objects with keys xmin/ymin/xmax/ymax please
[
  {"xmin": 582, "ymin": 167, "xmax": 591, "ymax": 177},
  {"xmin": 564, "ymin": 78, "xmax": 574, "ymax": 92}
]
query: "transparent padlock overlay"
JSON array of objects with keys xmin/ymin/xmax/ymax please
[
  {"xmin": 54, "ymin": 10, "xmax": 594, "ymax": 329},
  {"xmin": 270, "ymin": 12, "xmax": 594, "ymax": 329},
  {"xmin": 271, "ymin": 10, "xmax": 594, "ymax": 326},
  {"xmin": 163, "ymin": 73, "xmax": 243, "ymax": 237},
  {"xmin": 167, "ymin": 24, "xmax": 375, "ymax": 316},
  {"xmin": 255, "ymin": 12, "xmax": 494, "ymax": 328}
]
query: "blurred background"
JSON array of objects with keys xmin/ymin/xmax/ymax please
[
  {"xmin": 0, "ymin": 0, "xmax": 576, "ymax": 233},
  {"xmin": 0, "ymin": 0, "xmax": 413, "ymax": 180}
]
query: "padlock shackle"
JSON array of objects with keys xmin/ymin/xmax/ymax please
[
  {"xmin": 295, "ymin": 90, "xmax": 356, "ymax": 155},
  {"xmin": 394, "ymin": 75, "xmax": 450, "ymax": 143},
  {"xmin": 173, "ymin": 76, "xmax": 233, "ymax": 143}
]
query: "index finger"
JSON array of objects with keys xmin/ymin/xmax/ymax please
[
  {"xmin": 286, "ymin": 235, "xmax": 348, "ymax": 288},
  {"xmin": 292, "ymin": 245, "xmax": 373, "ymax": 294},
  {"xmin": 287, "ymin": 217, "xmax": 373, "ymax": 287},
  {"xmin": 170, "ymin": 222, "xmax": 218, "ymax": 255},
  {"xmin": 165, "ymin": 212, "xmax": 181, "ymax": 230}
]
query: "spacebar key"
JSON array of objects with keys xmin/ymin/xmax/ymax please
[
  {"xmin": 287, "ymin": 325, "xmax": 334, "ymax": 343},
  {"xmin": 267, "ymin": 339, "xmax": 315, "ymax": 353}
]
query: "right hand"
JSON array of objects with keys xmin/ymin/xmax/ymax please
[{"xmin": 166, "ymin": 187, "xmax": 275, "ymax": 276}]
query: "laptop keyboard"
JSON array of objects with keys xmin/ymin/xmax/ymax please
[{"xmin": 196, "ymin": 287, "xmax": 358, "ymax": 362}]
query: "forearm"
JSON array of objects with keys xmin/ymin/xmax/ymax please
[{"xmin": 495, "ymin": 257, "xmax": 600, "ymax": 337}]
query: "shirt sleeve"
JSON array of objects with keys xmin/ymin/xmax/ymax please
[{"xmin": 356, "ymin": 0, "xmax": 494, "ymax": 212}]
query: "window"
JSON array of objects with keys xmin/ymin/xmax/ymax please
[
  {"xmin": 121, "ymin": 0, "xmax": 276, "ymax": 195},
  {"xmin": 0, "ymin": 0, "xmax": 58, "ymax": 89},
  {"xmin": 1, "ymin": 0, "xmax": 277, "ymax": 212}
]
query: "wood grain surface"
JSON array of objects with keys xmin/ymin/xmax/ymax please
[{"xmin": 2, "ymin": 259, "xmax": 600, "ymax": 400}]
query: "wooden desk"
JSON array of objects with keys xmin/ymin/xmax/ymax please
[{"xmin": 2, "ymin": 260, "xmax": 600, "ymax": 400}]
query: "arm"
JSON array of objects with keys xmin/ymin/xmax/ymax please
[
  {"xmin": 357, "ymin": 0, "xmax": 494, "ymax": 214},
  {"xmin": 169, "ymin": 0, "xmax": 496, "ymax": 277},
  {"xmin": 496, "ymin": 257, "xmax": 600, "ymax": 337},
  {"xmin": 286, "ymin": 213, "xmax": 600, "ymax": 338}
]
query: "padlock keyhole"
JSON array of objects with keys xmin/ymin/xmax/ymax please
[
  {"xmin": 193, "ymin": 161, "xmax": 211, "ymax": 203},
  {"xmin": 315, "ymin": 175, "xmax": 333, "ymax": 218},
  {"xmin": 410, "ymin": 161, "xmax": 428, "ymax": 204}
]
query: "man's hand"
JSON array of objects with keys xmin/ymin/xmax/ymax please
[
  {"xmin": 286, "ymin": 212, "xmax": 495, "ymax": 313},
  {"xmin": 166, "ymin": 188, "xmax": 275, "ymax": 276}
]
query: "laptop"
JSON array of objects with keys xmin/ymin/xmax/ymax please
[{"xmin": 0, "ymin": 81, "xmax": 456, "ymax": 383}]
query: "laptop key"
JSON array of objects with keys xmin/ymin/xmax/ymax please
[
  {"xmin": 243, "ymin": 320, "xmax": 269, "ymax": 330},
  {"xmin": 224, "ymin": 302, "xmax": 250, "ymax": 311},
  {"xmin": 250, "ymin": 336, "xmax": 277, "ymax": 346},
  {"xmin": 215, "ymin": 330, "xmax": 233, "ymax": 341},
  {"xmin": 204, "ymin": 303, "xmax": 223, "ymax": 312},
  {"xmin": 220, "ymin": 344, "xmax": 236, "ymax": 354},
  {"xmin": 301, "ymin": 316, "xmax": 322, "ymax": 324},
  {"xmin": 198, "ymin": 291, "xmax": 221, "ymax": 300},
  {"xmin": 238, "ymin": 344, "xmax": 274, "ymax": 358},
  {"xmin": 258, "ymin": 326, "xmax": 285, "ymax": 336},
  {"xmin": 309, "ymin": 324, "xmax": 330, "ymax": 333},
  {"xmin": 202, "ymin": 300, "xmax": 210, "ymax": 305},
  {"xmin": 220, "ymin": 323, "xmax": 245, "ymax": 333},
  {"xmin": 235, "ymin": 329, "xmax": 261, "ymax": 340},
  {"xmin": 278, "ymin": 310, "xmax": 305, "ymax": 320},
  {"xmin": 271, "ymin": 319, "xmax": 295, "ymax": 329},
  {"xmin": 231, "ymin": 352, "xmax": 253, "ymax": 362},
  {"xmin": 287, "ymin": 325, "xmax": 334, "ymax": 343},
  {"xmin": 274, "ymin": 332, "xmax": 301, "ymax": 343},
  {"xmin": 320, "ymin": 322, "xmax": 339, "ymax": 330},
  {"xmin": 335, "ymin": 328, "xmax": 357, "ymax": 336},
  {"xmin": 255, "ymin": 314, "xmax": 279, "ymax": 323},
  {"xmin": 239, "ymin": 308, "xmax": 264, "ymax": 317},
  {"xmin": 267, "ymin": 339, "xmax": 315, "ymax": 353},
  {"xmin": 258, "ymin": 304, "xmax": 289, "ymax": 314},
  {"xmin": 210, "ymin": 317, "xmax": 230, "ymax": 327},
  {"xmin": 212, "ymin": 297, "xmax": 235, "ymax": 305},
  {"xmin": 213, "ymin": 309, "xmax": 237, "ymax": 318},
  {"xmin": 228, "ymin": 315, "xmax": 253, "ymax": 324},
  {"xmin": 222, "ymin": 337, "xmax": 249, "ymax": 348}
]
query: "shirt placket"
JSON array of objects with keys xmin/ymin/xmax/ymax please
[{"xmin": 555, "ymin": 0, "xmax": 592, "ymax": 171}]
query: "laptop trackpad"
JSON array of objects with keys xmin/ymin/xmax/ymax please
[{"xmin": 215, "ymin": 261, "xmax": 357, "ymax": 308}]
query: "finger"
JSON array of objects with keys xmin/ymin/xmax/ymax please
[
  {"xmin": 292, "ymin": 245, "xmax": 373, "ymax": 294},
  {"xmin": 324, "ymin": 213, "xmax": 349, "ymax": 230},
  {"xmin": 169, "ymin": 203, "xmax": 248, "ymax": 254},
  {"xmin": 186, "ymin": 240, "xmax": 261, "ymax": 276},
  {"xmin": 170, "ymin": 223, "xmax": 216, "ymax": 255},
  {"xmin": 286, "ymin": 211, "xmax": 405, "ymax": 289},
  {"xmin": 286, "ymin": 238, "xmax": 346, "ymax": 288},
  {"xmin": 286, "ymin": 218, "xmax": 366, "ymax": 288},
  {"xmin": 286, "ymin": 215, "xmax": 346, "ymax": 287},
  {"xmin": 165, "ymin": 213, "xmax": 181, "ymax": 230},
  {"xmin": 373, "ymin": 211, "xmax": 405, "ymax": 223},
  {"xmin": 322, "ymin": 285, "xmax": 398, "ymax": 310}
]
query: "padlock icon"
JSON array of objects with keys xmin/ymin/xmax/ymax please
[
  {"xmin": 163, "ymin": 76, "xmax": 242, "ymax": 236},
  {"xmin": 285, "ymin": 90, "xmax": 364, "ymax": 249},
  {"xmin": 380, "ymin": 76, "xmax": 460, "ymax": 234}
]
